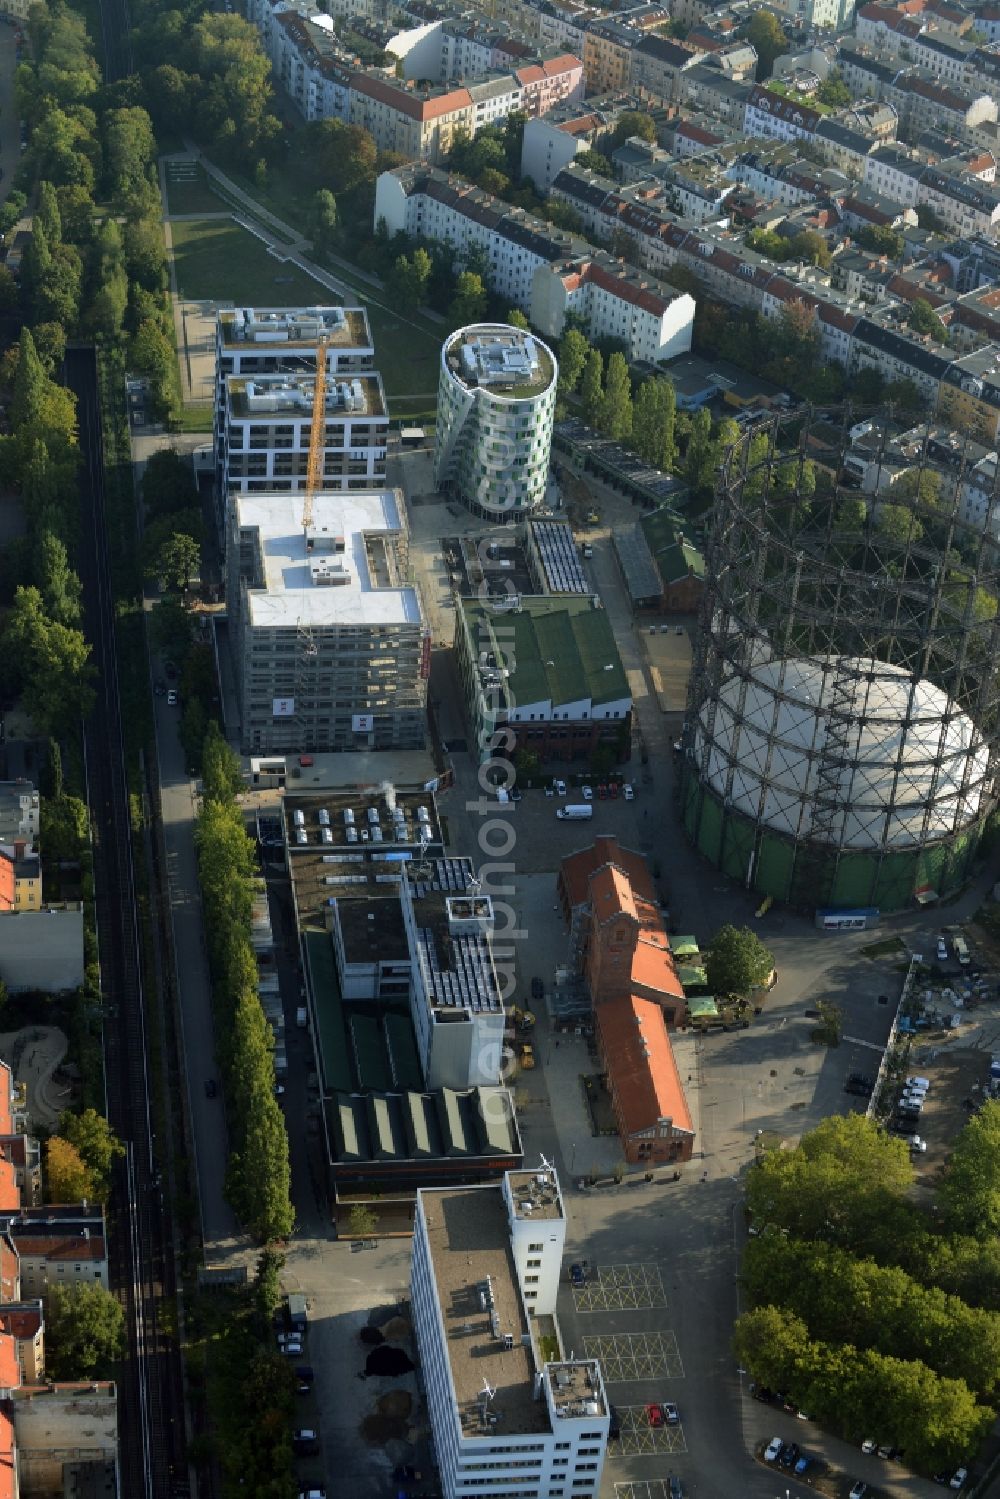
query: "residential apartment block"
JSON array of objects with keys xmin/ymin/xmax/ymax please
[
  {"xmin": 411, "ymin": 1167, "xmax": 610, "ymax": 1499},
  {"xmin": 225, "ymin": 490, "xmax": 428, "ymax": 755},
  {"xmin": 375, "ymin": 166, "xmax": 695, "ymax": 364}
]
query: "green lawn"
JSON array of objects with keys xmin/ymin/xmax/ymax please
[
  {"xmin": 170, "ymin": 216, "xmax": 333, "ymax": 306},
  {"xmin": 164, "ymin": 162, "xmax": 228, "ymax": 217}
]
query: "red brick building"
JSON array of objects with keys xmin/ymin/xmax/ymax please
[{"xmin": 558, "ymin": 837, "xmax": 694, "ymax": 1165}]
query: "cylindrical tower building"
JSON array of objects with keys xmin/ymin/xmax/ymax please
[
  {"xmin": 433, "ymin": 324, "xmax": 558, "ymax": 523},
  {"xmin": 680, "ymin": 413, "xmax": 1000, "ymax": 911}
]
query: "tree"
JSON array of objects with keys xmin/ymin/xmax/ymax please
[
  {"xmin": 45, "ymin": 1282, "xmax": 124, "ymax": 1379},
  {"xmin": 58, "ymin": 1109, "xmax": 124, "ymax": 1201},
  {"xmin": 36, "ymin": 532, "xmax": 82, "ymax": 625},
  {"xmin": 940, "ymin": 1102, "xmax": 1000, "ymax": 1236},
  {"xmin": 156, "ymin": 532, "xmax": 200, "ymax": 592},
  {"xmin": 610, "ymin": 111, "xmax": 656, "ymax": 149},
  {"xmin": 45, "ymin": 1136, "xmax": 94, "ymax": 1202},
  {"xmin": 909, "ymin": 297, "xmax": 947, "ymax": 341},
  {"xmin": 558, "ymin": 328, "xmax": 590, "ymax": 393},
  {"xmin": 632, "ymin": 377, "xmax": 676, "ymax": 470},
  {"xmin": 705, "ymin": 924, "xmax": 774, "ymax": 996},
  {"xmin": 816, "ymin": 70, "xmax": 851, "ymax": 107},
  {"xmin": 876, "ymin": 502, "xmax": 923, "ymax": 546},
  {"xmin": 348, "ymin": 1202, "xmax": 378, "ymax": 1238},
  {"xmin": 746, "ymin": 10, "xmax": 787, "ymax": 77},
  {"xmin": 40, "ymin": 793, "xmax": 89, "ymax": 863},
  {"xmin": 295, "ymin": 118, "xmax": 377, "ymax": 194},
  {"xmin": 449, "ymin": 270, "xmax": 487, "ymax": 327},
  {"xmin": 386, "ymin": 249, "xmax": 430, "ymax": 314},
  {"xmin": 859, "ymin": 224, "xmax": 904, "ymax": 260},
  {"xmin": 506, "ymin": 308, "xmax": 530, "ymax": 330},
  {"xmin": 746, "ymin": 1115, "xmax": 915, "ymax": 1252},
  {"xmin": 2, "ymin": 586, "xmax": 94, "ymax": 734},
  {"xmin": 596, "ymin": 352, "xmax": 632, "ymax": 440},
  {"xmin": 202, "ymin": 722, "xmax": 244, "ymax": 804},
  {"xmin": 684, "ymin": 406, "xmax": 715, "ymax": 498},
  {"xmin": 575, "ymin": 149, "xmax": 612, "ymax": 176},
  {"xmin": 307, "ymin": 189, "xmax": 337, "ymax": 255},
  {"xmin": 141, "ymin": 448, "xmax": 198, "ymax": 519},
  {"xmin": 254, "ymin": 1247, "xmax": 285, "ymax": 1321},
  {"xmin": 580, "ymin": 348, "xmax": 603, "ymax": 425}
]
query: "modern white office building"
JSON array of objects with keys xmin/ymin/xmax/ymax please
[
  {"xmin": 217, "ymin": 369, "xmax": 389, "ymax": 497},
  {"xmin": 411, "ymin": 1166, "xmax": 610, "ymax": 1499},
  {"xmin": 212, "ymin": 305, "xmax": 380, "ymax": 533},
  {"xmin": 434, "ymin": 325, "xmax": 558, "ymax": 522},
  {"xmin": 225, "ymin": 489, "xmax": 428, "ymax": 754}
]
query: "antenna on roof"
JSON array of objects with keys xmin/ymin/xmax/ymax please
[
  {"xmin": 539, "ymin": 1153, "xmax": 554, "ymax": 1174},
  {"xmin": 480, "ymin": 1378, "xmax": 496, "ymax": 1404}
]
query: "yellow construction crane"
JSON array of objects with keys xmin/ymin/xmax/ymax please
[{"xmin": 303, "ymin": 337, "xmax": 329, "ymax": 536}]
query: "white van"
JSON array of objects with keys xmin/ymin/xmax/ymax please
[
  {"xmin": 557, "ymin": 804, "xmax": 593, "ymax": 821},
  {"xmin": 954, "ymin": 936, "xmax": 971, "ymax": 966}
]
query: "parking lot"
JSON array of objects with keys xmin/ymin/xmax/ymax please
[
  {"xmin": 584, "ymin": 1332, "xmax": 684, "ymax": 1383},
  {"xmin": 573, "ymin": 1264, "xmax": 669, "ymax": 1314},
  {"xmin": 613, "ymin": 1409, "xmax": 688, "ymax": 1458}
]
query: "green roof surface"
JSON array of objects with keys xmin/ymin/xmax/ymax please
[
  {"xmin": 687, "ymin": 996, "xmax": 718, "ymax": 1019},
  {"xmin": 670, "ymin": 935, "xmax": 701, "ymax": 957},
  {"xmin": 328, "ymin": 1087, "xmax": 520, "ymax": 1163},
  {"xmin": 462, "ymin": 597, "xmax": 628, "ymax": 709},
  {"xmin": 304, "ymin": 931, "xmax": 353, "ymax": 1093},
  {"xmin": 641, "ymin": 508, "xmax": 706, "ymax": 584},
  {"xmin": 678, "ymin": 963, "xmax": 708, "ymax": 990}
]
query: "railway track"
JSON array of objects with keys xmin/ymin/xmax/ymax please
[{"xmin": 68, "ymin": 347, "xmax": 188, "ymax": 1499}]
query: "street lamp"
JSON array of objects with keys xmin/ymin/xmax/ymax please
[{"xmin": 570, "ymin": 1142, "xmax": 577, "ymax": 1175}]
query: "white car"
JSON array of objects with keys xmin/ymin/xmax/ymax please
[
  {"xmin": 764, "ymin": 1437, "xmax": 783, "ymax": 1462},
  {"xmin": 581, "ymin": 785, "xmax": 593, "ymax": 801},
  {"xmin": 951, "ymin": 1469, "xmax": 967, "ymax": 1490},
  {"xmin": 554, "ymin": 779, "xmax": 567, "ymax": 796},
  {"xmin": 622, "ymin": 783, "xmax": 635, "ymax": 801},
  {"xmin": 166, "ymin": 689, "xmax": 178, "ymax": 706},
  {"xmin": 937, "ymin": 938, "xmax": 948, "ymax": 961},
  {"xmin": 906, "ymin": 1076, "xmax": 930, "ymax": 1092},
  {"xmin": 903, "ymin": 1135, "xmax": 927, "ymax": 1153}
]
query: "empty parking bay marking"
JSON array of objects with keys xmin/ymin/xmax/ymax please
[
  {"xmin": 584, "ymin": 1331, "xmax": 684, "ymax": 1382},
  {"xmin": 574, "ymin": 1263, "xmax": 667, "ymax": 1312},
  {"xmin": 609, "ymin": 1407, "xmax": 687, "ymax": 1459},
  {"xmin": 615, "ymin": 1484, "xmax": 680, "ymax": 1499}
]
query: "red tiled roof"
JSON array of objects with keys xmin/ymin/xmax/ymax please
[
  {"xmin": 560, "ymin": 836, "xmax": 656, "ymax": 909},
  {"xmin": 0, "ymin": 1159, "xmax": 17, "ymax": 1215},
  {"xmin": 543, "ymin": 53, "xmax": 582, "ymax": 74},
  {"xmin": 596, "ymin": 994, "xmax": 693, "ymax": 1138},
  {"xmin": 352, "ymin": 73, "xmax": 473, "ymax": 121},
  {"xmin": 583, "ymin": 260, "xmax": 672, "ymax": 314},
  {"xmin": 677, "ymin": 122, "xmax": 723, "ymax": 145},
  {"xmin": 0, "ymin": 1308, "xmax": 41, "ymax": 1342},
  {"xmin": 14, "ymin": 1236, "xmax": 105, "ymax": 1262},
  {"xmin": 516, "ymin": 64, "xmax": 544, "ymax": 85},
  {"xmin": 0, "ymin": 1069, "xmax": 11, "ymax": 1139}
]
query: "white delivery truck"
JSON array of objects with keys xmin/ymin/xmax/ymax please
[{"xmin": 557, "ymin": 804, "xmax": 593, "ymax": 820}]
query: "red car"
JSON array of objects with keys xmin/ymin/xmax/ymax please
[
  {"xmin": 646, "ymin": 1404, "xmax": 664, "ymax": 1428},
  {"xmin": 608, "ymin": 782, "xmax": 619, "ymax": 799},
  {"xmin": 597, "ymin": 783, "xmax": 607, "ymax": 800}
]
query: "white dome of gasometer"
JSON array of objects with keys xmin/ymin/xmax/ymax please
[{"xmin": 697, "ymin": 654, "xmax": 988, "ymax": 848}]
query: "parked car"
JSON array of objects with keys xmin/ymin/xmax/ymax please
[
  {"xmin": 795, "ymin": 1455, "xmax": 813, "ymax": 1475},
  {"xmin": 569, "ymin": 1263, "xmax": 586, "ymax": 1286},
  {"xmin": 861, "ymin": 1440, "xmax": 877, "ymax": 1454},
  {"xmin": 937, "ymin": 938, "xmax": 948, "ymax": 961},
  {"xmin": 849, "ymin": 1485, "xmax": 868, "ymax": 1499},
  {"xmin": 904, "ymin": 1135, "xmax": 927, "ymax": 1153},
  {"xmin": 553, "ymin": 779, "xmax": 567, "ymax": 796},
  {"xmin": 581, "ymin": 785, "xmax": 593, "ymax": 801},
  {"xmin": 622, "ymin": 783, "xmax": 635, "ymax": 801},
  {"xmin": 951, "ymin": 1469, "xmax": 968, "ymax": 1490},
  {"xmin": 779, "ymin": 1442, "xmax": 800, "ymax": 1469},
  {"xmin": 298, "ymin": 1490, "xmax": 326, "ymax": 1499},
  {"xmin": 844, "ymin": 1073, "xmax": 875, "ymax": 1096},
  {"xmin": 669, "ymin": 1479, "xmax": 683, "ymax": 1499},
  {"xmin": 646, "ymin": 1404, "xmax": 664, "ymax": 1428},
  {"xmin": 764, "ymin": 1437, "xmax": 783, "ymax": 1462},
  {"xmin": 280, "ymin": 1338, "xmax": 303, "ymax": 1357},
  {"xmin": 906, "ymin": 1076, "xmax": 931, "ymax": 1091},
  {"xmin": 530, "ymin": 976, "xmax": 544, "ymax": 1001},
  {"xmin": 166, "ymin": 689, "xmax": 178, "ymax": 706},
  {"xmin": 204, "ymin": 1078, "xmax": 217, "ymax": 1099},
  {"xmin": 662, "ymin": 1402, "xmax": 679, "ymax": 1425},
  {"xmin": 293, "ymin": 1430, "xmax": 319, "ymax": 1456}
]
